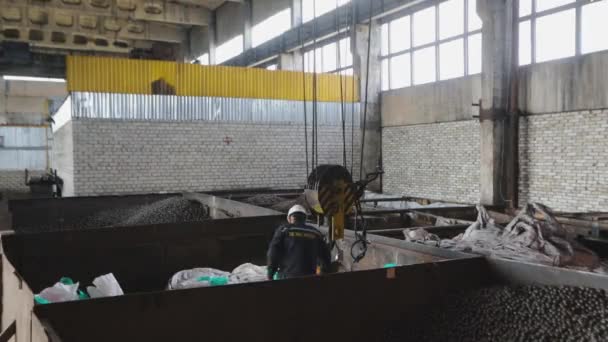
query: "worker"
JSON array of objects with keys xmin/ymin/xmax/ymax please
[{"xmin": 267, "ymin": 205, "xmax": 331, "ymax": 280}]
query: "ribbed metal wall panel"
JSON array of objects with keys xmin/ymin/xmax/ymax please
[
  {"xmin": 67, "ymin": 56, "xmax": 359, "ymax": 103},
  {"xmin": 0, "ymin": 126, "xmax": 48, "ymax": 170},
  {"xmin": 0, "ymin": 127, "xmax": 46, "ymax": 147},
  {"xmin": 70, "ymin": 92, "xmax": 361, "ymax": 126}
]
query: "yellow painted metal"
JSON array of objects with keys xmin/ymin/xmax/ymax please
[
  {"xmin": 66, "ymin": 56, "xmax": 359, "ymax": 102},
  {"xmin": 307, "ymin": 178, "xmax": 354, "ymax": 241}
]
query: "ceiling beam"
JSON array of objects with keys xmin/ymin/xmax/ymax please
[{"xmin": 0, "ymin": 0, "xmax": 211, "ymax": 27}]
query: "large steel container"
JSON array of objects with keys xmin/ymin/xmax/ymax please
[
  {"xmin": 3, "ymin": 194, "xmax": 608, "ymax": 342},
  {"xmin": 3, "ymin": 219, "xmax": 608, "ymax": 342}
]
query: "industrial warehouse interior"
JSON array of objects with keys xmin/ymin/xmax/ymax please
[{"xmin": 0, "ymin": 0, "xmax": 607, "ymax": 341}]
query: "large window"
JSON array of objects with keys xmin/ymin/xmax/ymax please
[
  {"xmin": 304, "ymin": 37, "xmax": 353, "ymax": 75},
  {"xmin": 216, "ymin": 35, "xmax": 243, "ymax": 64},
  {"xmin": 519, "ymin": 0, "xmax": 608, "ymax": 65},
  {"xmin": 195, "ymin": 53, "xmax": 209, "ymax": 65},
  {"xmin": 302, "ymin": 0, "xmax": 351, "ymax": 23},
  {"xmin": 380, "ymin": 0, "xmax": 482, "ymax": 91},
  {"xmin": 252, "ymin": 8, "xmax": 292, "ymax": 47}
]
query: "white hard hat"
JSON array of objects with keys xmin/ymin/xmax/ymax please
[{"xmin": 287, "ymin": 205, "xmax": 308, "ymax": 219}]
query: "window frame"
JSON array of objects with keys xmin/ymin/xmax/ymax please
[
  {"xmin": 303, "ymin": 34, "xmax": 354, "ymax": 74},
  {"xmin": 251, "ymin": 8, "xmax": 292, "ymax": 48},
  {"xmin": 380, "ymin": 0, "xmax": 482, "ymax": 91},
  {"xmin": 302, "ymin": 0, "xmax": 352, "ymax": 23},
  {"xmin": 518, "ymin": 0, "xmax": 598, "ymax": 64},
  {"xmin": 216, "ymin": 35, "xmax": 244, "ymax": 64}
]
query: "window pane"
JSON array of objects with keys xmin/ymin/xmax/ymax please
[
  {"xmin": 338, "ymin": 38, "xmax": 353, "ymax": 68},
  {"xmin": 390, "ymin": 16, "xmax": 411, "ymax": 53},
  {"xmin": 305, "ymin": 50, "xmax": 322, "ymax": 72},
  {"xmin": 322, "ymin": 42, "xmax": 337, "ymax": 72},
  {"xmin": 468, "ymin": 0, "xmax": 482, "ymax": 31},
  {"xmin": 413, "ymin": 46, "xmax": 436, "ymax": 85},
  {"xmin": 440, "ymin": 0, "xmax": 464, "ymax": 39},
  {"xmin": 468, "ymin": 33, "xmax": 482, "ymax": 74},
  {"xmin": 315, "ymin": 48, "xmax": 323, "ymax": 72},
  {"xmin": 304, "ymin": 51, "xmax": 312, "ymax": 72},
  {"xmin": 381, "ymin": 59, "xmax": 389, "ymax": 91},
  {"xmin": 519, "ymin": 0, "xmax": 532, "ymax": 17},
  {"xmin": 413, "ymin": 6, "xmax": 436, "ymax": 47},
  {"xmin": 391, "ymin": 53, "xmax": 411, "ymax": 89},
  {"xmin": 536, "ymin": 0, "xmax": 575, "ymax": 12},
  {"xmin": 519, "ymin": 20, "xmax": 531, "ymax": 65},
  {"xmin": 302, "ymin": 0, "xmax": 314, "ymax": 23},
  {"xmin": 535, "ymin": 9, "xmax": 575, "ymax": 63},
  {"xmin": 582, "ymin": 1, "xmax": 608, "ymax": 54},
  {"xmin": 316, "ymin": 0, "xmax": 337, "ymax": 18},
  {"xmin": 252, "ymin": 9, "xmax": 291, "ymax": 47},
  {"xmin": 303, "ymin": 0, "xmax": 346, "ymax": 23},
  {"xmin": 216, "ymin": 35, "xmax": 243, "ymax": 64},
  {"xmin": 440, "ymin": 39, "xmax": 464, "ymax": 80},
  {"xmin": 381, "ymin": 23, "xmax": 389, "ymax": 56},
  {"xmin": 197, "ymin": 53, "xmax": 209, "ymax": 65}
]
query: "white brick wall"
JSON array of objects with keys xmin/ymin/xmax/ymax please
[
  {"xmin": 382, "ymin": 120, "xmax": 481, "ymax": 204},
  {"xmin": 382, "ymin": 110, "xmax": 607, "ymax": 212},
  {"xmin": 71, "ymin": 119, "xmax": 360, "ymax": 196},
  {"xmin": 0, "ymin": 170, "xmax": 45, "ymax": 193},
  {"xmin": 519, "ymin": 110, "xmax": 608, "ymax": 212}
]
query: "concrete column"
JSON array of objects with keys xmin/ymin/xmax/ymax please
[
  {"xmin": 187, "ymin": 26, "xmax": 210, "ymax": 62},
  {"xmin": 478, "ymin": 0, "xmax": 519, "ymax": 206},
  {"xmin": 279, "ymin": 52, "xmax": 304, "ymax": 71},
  {"xmin": 0, "ymin": 79, "xmax": 7, "ymax": 125},
  {"xmin": 292, "ymin": 0, "xmax": 303, "ymax": 27},
  {"xmin": 354, "ymin": 22, "xmax": 382, "ymax": 189},
  {"xmin": 208, "ymin": 16, "xmax": 217, "ymax": 64},
  {"xmin": 243, "ymin": 0, "xmax": 253, "ymax": 50}
]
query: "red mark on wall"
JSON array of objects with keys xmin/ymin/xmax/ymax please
[{"xmin": 223, "ymin": 136, "xmax": 233, "ymax": 145}]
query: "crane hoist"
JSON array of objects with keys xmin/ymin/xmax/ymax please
[{"xmin": 304, "ymin": 164, "xmax": 383, "ymax": 262}]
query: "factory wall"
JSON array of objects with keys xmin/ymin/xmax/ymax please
[
  {"xmin": 216, "ymin": 2, "xmax": 245, "ymax": 46},
  {"xmin": 514, "ymin": 50, "xmax": 608, "ymax": 212},
  {"xmin": 383, "ymin": 120, "xmax": 481, "ymax": 204},
  {"xmin": 252, "ymin": 0, "xmax": 291, "ymax": 26},
  {"xmin": 52, "ymin": 121, "xmax": 75, "ymax": 197},
  {"xmin": 381, "ymin": 51, "xmax": 608, "ymax": 211},
  {"xmin": 381, "ymin": 75, "xmax": 481, "ymax": 127},
  {"xmin": 1, "ymin": 78, "xmax": 66, "ymax": 125},
  {"xmin": 381, "ymin": 75, "xmax": 481, "ymax": 204},
  {"xmin": 0, "ymin": 126, "xmax": 49, "ymax": 194},
  {"xmin": 519, "ymin": 110, "xmax": 608, "ymax": 212},
  {"xmin": 0, "ymin": 171, "xmax": 28, "ymax": 193},
  {"xmin": 0, "ymin": 79, "xmax": 66, "ymax": 194},
  {"xmin": 68, "ymin": 119, "xmax": 360, "ymax": 196}
]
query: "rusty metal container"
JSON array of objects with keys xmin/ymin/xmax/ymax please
[{"xmin": 3, "ymin": 194, "xmax": 608, "ymax": 342}]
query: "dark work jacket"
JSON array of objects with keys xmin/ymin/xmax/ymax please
[{"xmin": 267, "ymin": 224, "xmax": 331, "ymax": 279}]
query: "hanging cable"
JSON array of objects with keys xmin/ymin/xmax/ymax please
[
  {"xmin": 311, "ymin": 0, "xmax": 317, "ymax": 173},
  {"xmin": 350, "ymin": 0, "xmax": 357, "ymax": 177},
  {"xmin": 311, "ymin": 0, "xmax": 319, "ymax": 174},
  {"xmin": 300, "ymin": 7, "xmax": 309, "ymax": 179},
  {"xmin": 351, "ymin": 0, "xmax": 377, "ymax": 264},
  {"xmin": 336, "ymin": 1, "xmax": 347, "ymax": 169},
  {"xmin": 359, "ymin": 0, "xmax": 373, "ymax": 181},
  {"xmin": 350, "ymin": 200, "xmax": 368, "ymax": 263}
]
